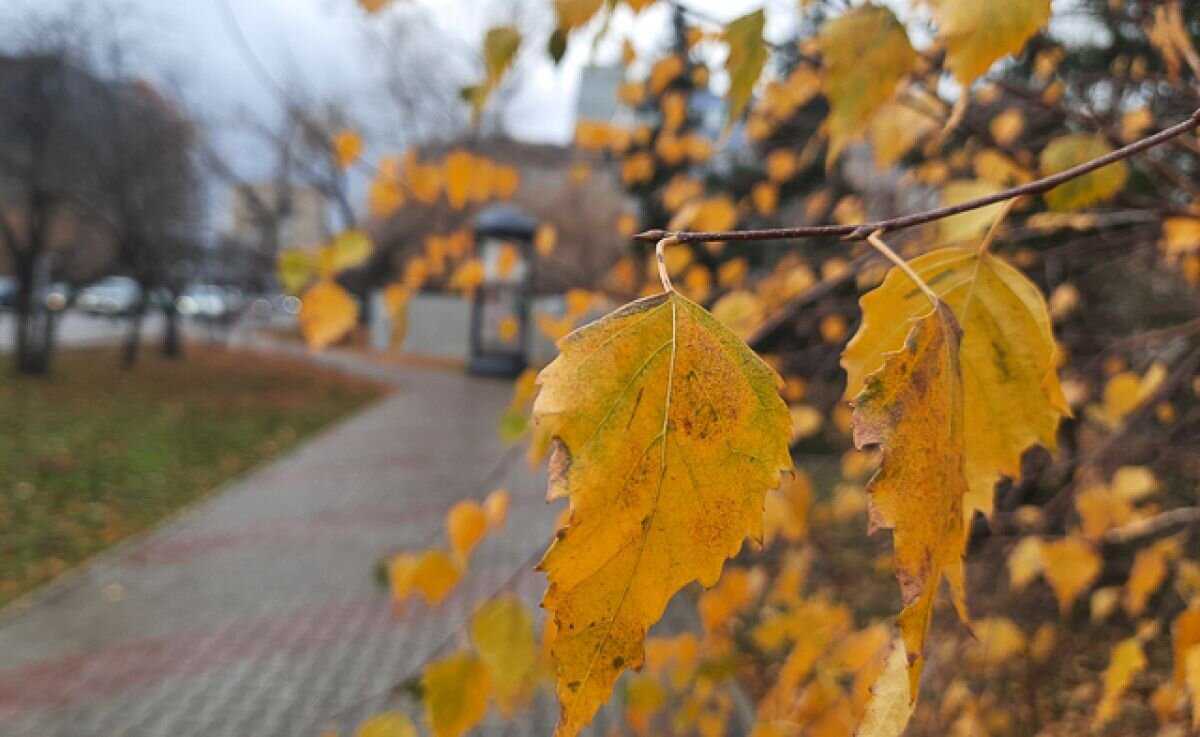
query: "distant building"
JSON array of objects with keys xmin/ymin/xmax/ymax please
[{"xmin": 227, "ymin": 183, "xmax": 328, "ymax": 253}]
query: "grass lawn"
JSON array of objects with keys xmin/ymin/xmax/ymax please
[{"xmin": 0, "ymin": 346, "xmax": 384, "ymax": 605}]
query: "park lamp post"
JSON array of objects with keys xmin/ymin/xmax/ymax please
[{"xmin": 468, "ymin": 204, "xmax": 537, "ymax": 377}]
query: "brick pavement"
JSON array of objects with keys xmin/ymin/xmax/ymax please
[{"xmin": 0, "ymin": 360, "xmax": 566, "ymax": 737}]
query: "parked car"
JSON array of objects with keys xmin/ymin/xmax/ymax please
[
  {"xmin": 175, "ymin": 284, "xmax": 244, "ymax": 321},
  {"xmin": 77, "ymin": 277, "xmax": 140, "ymax": 317}
]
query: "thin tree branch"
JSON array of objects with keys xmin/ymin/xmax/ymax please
[{"xmin": 634, "ymin": 107, "xmax": 1200, "ymax": 245}]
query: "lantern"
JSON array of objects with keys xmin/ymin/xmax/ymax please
[{"xmin": 468, "ymin": 205, "xmax": 537, "ymax": 377}]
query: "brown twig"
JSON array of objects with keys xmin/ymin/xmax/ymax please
[
  {"xmin": 1103, "ymin": 507, "xmax": 1200, "ymax": 544},
  {"xmin": 634, "ymin": 107, "xmax": 1200, "ymax": 245}
]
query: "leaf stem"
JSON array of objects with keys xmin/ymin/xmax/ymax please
[
  {"xmin": 656, "ymin": 235, "xmax": 680, "ymax": 293},
  {"xmin": 978, "ymin": 196, "xmax": 1023, "ymax": 255},
  {"xmin": 866, "ymin": 231, "xmax": 939, "ymax": 307},
  {"xmin": 634, "ymin": 107, "xmax": 1200, "ymax": 245}
]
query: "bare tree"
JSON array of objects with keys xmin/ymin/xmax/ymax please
[{"xmin": 0, "ymin": 13, "xmax": 111, "ymax": 374}]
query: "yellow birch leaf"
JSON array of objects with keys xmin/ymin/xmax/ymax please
[
  {"xmin": 358, "ymin": 0, "xmax": 392, "ymax": 14},
  {"xmin": 762, "ymin": 469, "xmax": 813, "ymax": 544},
  {"xmin": 937, "ymin": 180, "xmax": 1005, "ymax": 245},
  {"xmin": 412, "ymin": 550, "xmax": 462, "ymax": 606},
  {"xmin": 449, "ymin": 259, "xmax": 485, "ymax": 295},
  {"xmin": 444, "ymin": 150, "xmax": 474, "ymax": 210},
  {"xmin": 1094, "ymin": 636, "xmax": 1147, "ymax": 729},
  {"xmin": 535, "ymin": 224, "xmax": 558, "ymax": 257},
  {"xmin": 388, "ymin": 552, "xmax": 418, "ymax": 606},
  {"xmin": 789, "ymin": 405, "xmax": 823, "ymax": 442},
  {"xmin": 850, "ymin": 302, "xmax": 969, "ymax": 701},
  {"xmin": 1039, "ymin": 134, "xmax": 1128, "ymax": 211},
  {"xmin": 446, "ymin": 501, "xmax": 488, "ymax": 559},
  {"xmin": 299, "ymin": 280, "xmax": 359, "ymax": 351},
  {"xmin": 1125, "ymin": 543, "xmax": 1169, "ymax": 617},
  {"xmin": 470, "ymin": 596, "xmax": 536, "ymax": 716},
  {"xmin": 421, "ymin": 650, "xmax": 491, "ymax": 737},
  {"xmin": 483, "ymin": 488, "xmax": 510, "ymax": 530},
  {"xmin": 497, "ymin": 242, "xmax": 519, "ymax": 279},
  {"xmin": 989, "ymin": 108, "xmax": 1025, "ymax": 147},
  {"xmin": 1160, "ymin": 217, "xmax": 1200, "ymax": 260},
  {"xmin": 843, "ymin": 248, "xmax": 1069, "ymax": 519},
  {"xmin": 330, "ymin": 229, "xmax": 373, "ymax": 273},
  {"xmin": 277, "ymin": 249, "xmax": 314, "ymax": 295},
  {"xmin": 1172, "ymin": 606, "xmax": 1200, "ymax": 685},
  {"xmin": 332, "ymin": 129, "xmax": 362, "ymax": 169},
  {"xmin": 969, "ymin": 617, "xmax": 1026, "ymax": 666},
  {"xmin": 498, "ymin": 315, "xmax": 519, "ymax": 343},
  {"xmin": 554, "ymin": 0, "xmax": 603, "ymax": 32},
  {"xmin": 926, "ymin": 0, "xmax": 1051, "ymax": 88},
  {"xmin": 355, "ymin": 711, "xmax": 417, "ymax": 737},
  {"xmin": 1007, "ymin": 536, "xmax": 1044, "ymax": 591},
  {"xmin": 752, "ymin": 182, "xmax": 779, "ymax": 215},
  {"xmin": 1091, "ymin": 586, "xmax": 1121, "ymax": 622},
  {"xmin": 492, "ymin": 165, "xmax": 520, "ymax": 198},
  {"xmin": 1188, "ymin": 646, "xmax": 1200, "ymax": 730},
  {"xmin": 384, "ymin": 284, "xmax": 410, "ymax": 350},
  {"xmin": 711, "ymin": 290, "xmax": 765, "ymax": 341},
  {"xmin": 868, "ymin": 100, "xmax": 938, "ymax": 171},
  {"xmin": 724, "ymin": 10, "xmax": 767, "ymax": 127},
  {"xmin": 766, "ymin": 149, "xmax": 798, "ymax": 183},
  {"xmin": 533, "ymin": 291, "xmax": 791, "ymax": 737},
  {"xmin": 819, "ymin": 4, "xmax": 917, "ymax": 164},
  {"xmin": 1041, "ymin": 536, "xmax": 1101, "ymax": 614},
  {"xmin": 856, "ymin": 639, "xmax": 914, "ymax": 737}
]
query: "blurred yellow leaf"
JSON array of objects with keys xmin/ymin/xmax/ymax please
[
  {"xmin": 937, "ymin": 180, "xmax": 1005, "ymax": 244},
  {"xmin": 1040, "ymin": 133, "xmax": 1128, "ymax": 211},
  {"xmin": 711, "ymin": 289, "xmax": 765, "ymax": 340},
  {"xmin": 850, "ymin": 302, "xmax": 969, "ymax": 701},
  {"xmin": 1041, "ymin": 536, "xmax": 1101, "ymax": 614},
  {"xmin": 412, "ymin": 550, "xmax": 462, "ymax": 606},
  {"xmin": 989, "ymin": 108, "xmax": 1025, "ymax": 146},
  {"xmin": 355, "ymin": 712, "xmax": 417, "ymax": 737},
  {"xmin": 383, "ymin": 284, "xmax": 410, "ymax": 348},
  {"xmin": 969, "ymin": 617, "xmax": 1026, "ymax": 666},
  {"xmin": 534, "ymin": 223, "xmax": 557, "ymax": 257},
  {"xmin": 332, "ymin": 129, "xmax": 362, "ymax": 168},
  {"xmin": 868, "ymin": 100, "xmax": 938, "ymax": 170},
  {"xmin": 1160, "ymin": 217, "xmax": 1200, "ymax": 260},
  {"xmin": 277, "ymin": 249, "xmax": 314, "ymax": 295},
  {"xmin": 723, "ymin": 11, "xmax": 767, "ymax": 126},
  {"xmin": 329, "ymin": 229, "xmax": 373, "ymax": 272},
  {"xmin": 766, "ymin": 149, "xmax": 798, "ymax": 183},
  {"xmin": 1125, "ymin": 542, "xmax": 1170, "ymax": 617},
  {"xmin": 449, "ymin": 259, "xmax": 485, "ymax": 295},
  {"xmin": 926, "ymin": 0, "xmax": 1051, "ymax": 88},
  {"xmin": 299, "ymin": 280, "xmax": 359, "ymax": 351},
  {"xmin": 444, "ymin": 150, "xmax": 474, "ymax": 210},
  {"xmin": 751, "ymin": 181, "xmax": 778, "ymax": 215},
  {"xmin": 534, "ymin": 291, "xmax": 791, "ymax": 737},
  {"xmin": 1007, "ymin": 536, "xmax": 1044, "ymax": 591},
  {"xmin": 1095, "ymin": 636, "xmax": 1147, "ymax": 729},
  {"xmin": 446, "ymin": 501, "xmax": 488, "ymax": 559},
  {"xmin": 483, "ymin": 488, "xmax": 510, "ymax": 530},
  {"xmin": 421, "ymin": 650, "xmax": 491, "ymax": 737},
  {"xmin": 762, "ymin": 469, "xmax": 813, "ymax": 544},
  {"xmin": 497, "ymin": 315, "xmax": 519, "ymax": 343},
  {"xmin": 496, "ymin": 242, "xmax": 519, "ymax": 279},
  {"xmin": 471, "ymin": 596, "xmax": 536, "ymax": 716},
  {"xmin": 819, "ymin": 4, "xmax": 917, "ymax": 164},
  {"xmin": 788, "ymin": 405, "xmax": 823, "ymax": 442},
  {"xmin": 554, "ymin": 0, "xmax": 603, "ymax": 32}
]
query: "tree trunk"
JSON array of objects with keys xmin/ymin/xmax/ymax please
[
  {"xmin": 121, "ymin": 297, "xmax": 146, "ymax": 370},
  {"xmin": 161, "ymin": 302, "xmax": 183, "ymax": 359},
  {"xmin": 12, "ymin": 257, "xmax": 51, "ymax": 376}
]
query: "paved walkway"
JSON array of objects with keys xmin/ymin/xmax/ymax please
[{"xmin": 0, "ymin": 357, "xmax": 562, "ymax": 736}]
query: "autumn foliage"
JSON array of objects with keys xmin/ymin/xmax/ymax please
[{"xmin": 295, "ymin": 1, "xmax": 1200, "ymax": 735}]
